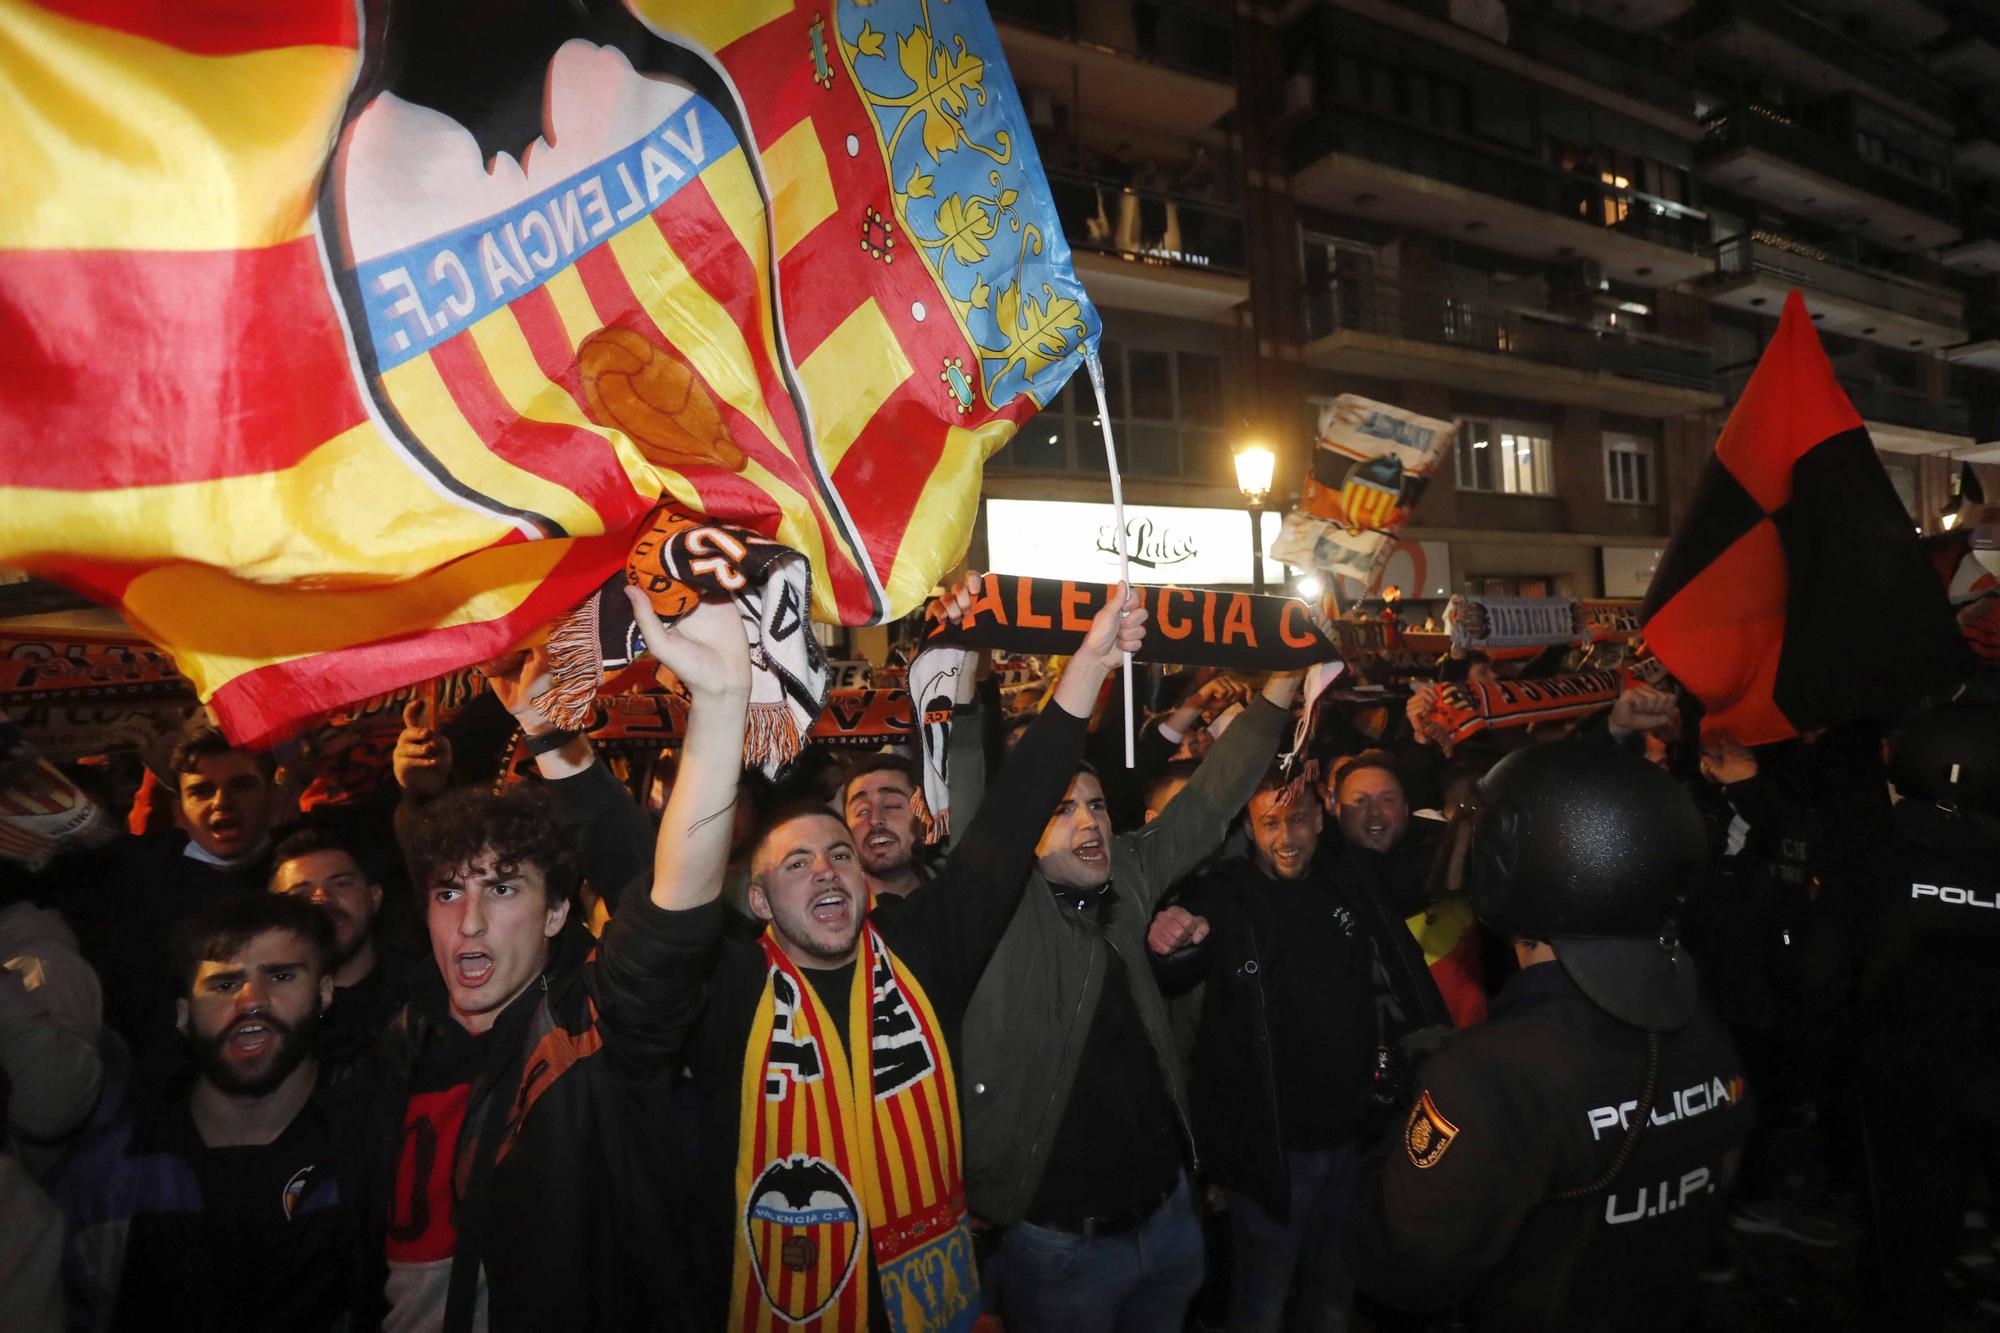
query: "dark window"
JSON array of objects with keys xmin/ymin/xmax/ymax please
[
  {"xmin": 1177, "ymin": 352, "xmax": 1223, "ymax": 427},
  {"xmin": 1127, "ymin": 348, "xmax": 1175, "ymax": 421},
  {"xmin": 991, "ymin": 342, "xmax": 1224, "ymax": 479}
]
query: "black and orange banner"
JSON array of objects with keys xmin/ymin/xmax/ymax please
[
  {"xmin": 0, "ymin": 628, "xmax": 189, "ymax": 704},
  {"xmin": 556, "ymin": 689, "xmax": 916, "ymax": 753},
  {"xmin": 1412, "ymin": 670, "xmax": 1624, "ymax": 753},
  {"xmin": 922, "ymin": 576, "xmax": 1340, "ymax": 668}
]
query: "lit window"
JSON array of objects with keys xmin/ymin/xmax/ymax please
[{"xmin": 1457, "ymin": 419, "xmax": 1554, "ymax": 495}]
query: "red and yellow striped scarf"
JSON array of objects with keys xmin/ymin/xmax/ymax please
[{"xmin": 732, "ymin": 926, "xmax": 978, "ymax": 1332}]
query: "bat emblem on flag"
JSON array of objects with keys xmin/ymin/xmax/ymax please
[{"xmin": 319, "ymin": 4, "xmax": 769, "ymax": 542}]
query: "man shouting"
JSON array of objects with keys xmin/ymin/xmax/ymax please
[{"xmin": 620, "ymin": 574, "xmax": 1146, "ymax": 1331}]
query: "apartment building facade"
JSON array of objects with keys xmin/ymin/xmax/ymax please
[{"xmin": 971, "ymin": 0, "xmax": 2000, "ymax": 604}]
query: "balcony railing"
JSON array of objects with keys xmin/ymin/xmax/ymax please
[
  {"xmin": 1685, "ymin": 0, "xmax": 1953, "ymax": 120},
  {"xmin": 1304, "ymin": 275, "xmax": 1715, "ymax": 391},
  {"xmin": 987, "ymin": 0, "xmax": 1235, "ymax": 82},
  {"xmin": 1512, "ymin": 11, "xmax": 1693, "ymax": 118},
  {"xmin": 1046, "ymin": 168, "xmax": 1247, "ymax": 275},
  {"xmin": 1291, "ymin": 105, "xmax": 1709, "ymax": 252},
  {"xmin": 1712, "ymin": 233, "xmax": 1965, "ymax": 330},
  {"xmin": 1699, "ymin": 105, "xmax": 1960, "ymax": 221},
  {"xmin": 1720, "ymin": 364, "xmax": 1969, "ymax": 436}
]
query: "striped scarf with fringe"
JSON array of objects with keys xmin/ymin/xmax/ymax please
[
  {"xmin": 538, "ymin": 506, "xmax": 828, "ymax": 776},
  {"xmin": 731, "ymin": 926, "xmax": 978, "ymax": 1333}
]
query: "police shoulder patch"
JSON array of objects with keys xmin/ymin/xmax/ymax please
[{"xmin": 1405, "ymin": 1090, "xmax": 1460, "ymax": 1169}]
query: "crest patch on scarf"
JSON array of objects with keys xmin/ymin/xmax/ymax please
[{"xmin": 743, "ymin": 1154, "xmax": 863, "ymax": 1324}]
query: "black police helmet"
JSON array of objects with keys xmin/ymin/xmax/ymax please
[
  {"xmin": 1889, "ymin": 701, "xmax": 2000, "ymax": 818},
  {"xmin": 1460, "ymin": 741, "xmax": 1708, "ymax": 1030}
]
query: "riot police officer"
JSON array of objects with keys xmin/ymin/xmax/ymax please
[
  {"xmin": 1351, "ymin": 740, "xmax": 1750, "ymax": 1331},
  {"xmin": 1855, "ymin": 701, "xmax": 2000, "ymax": 1316}
]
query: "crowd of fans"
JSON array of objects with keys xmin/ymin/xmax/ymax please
[{"xmin": 1, "ymin": 571, "xmax": 1994, "ymax": 1332}]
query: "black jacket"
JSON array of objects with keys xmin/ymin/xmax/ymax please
[
  {"xmin": 56, "ymin": 1069, "xmax": 376, "ymax": 1332},
  {"xmin": 353, "ymin": 760, "xmax": 697, "ymax": 1333},
  {"xmin": 1353, "ymin": 962, "xmax": 1750, "ymax": 1332},
  {"xmin": 1183, "ymin": 846, "xmax": 1451, "ymax": 1220},
  {"xmin": 1332, "ymin": 827, "xmax": 1464, "ymax": 1054},
  {"xmin": 1856, "ymin": 799, "xmax": 2000, "ymax": 1046}
]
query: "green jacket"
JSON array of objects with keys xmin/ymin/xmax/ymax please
[{"xmin": 956, "ymin": 696, "xmax": 1291, "ymax": 1224}]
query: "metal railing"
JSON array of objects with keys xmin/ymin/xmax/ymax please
[
  {"xmin": 1303, "ymin": 275, "xmax": 1715, "ymax": 391},
  {"xmin": 1291, "ymin": 105, "xmax": 1708, "ymax": 252},
  {"xmin": 1720, "ymin": 363, "xmax": 1969, "ymax": 436},
  {"xmin": 1700, "ymin": 105, "xmax": 1959, "ymax": 222},
  {"xmin": 987, "ymin": 0, "xmax": 1235, "ymax": 82},
  {"xmin": 1685, "ymin": 0, "xmax": 1952, "ymax": 120},
  {"xmin": 1504, "ymin": 6, "xmax": 1695, "ymax": 118},
  {"xmin": 1711, "ymin": 233, "xmax": 1965, "ymax": 331},
  {"xmin": 1045, "ymin": 168, "xmax": 1247, "ymax": 275}
]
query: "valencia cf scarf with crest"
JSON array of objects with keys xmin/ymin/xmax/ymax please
[{"xmin": 733, "ymin": 927, "xmax": 977, "ymax": 1332}]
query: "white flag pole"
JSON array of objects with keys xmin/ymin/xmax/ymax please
[{"xmin": 1084, "ymin": 346, "xmax": 1135, "ymax": 769}]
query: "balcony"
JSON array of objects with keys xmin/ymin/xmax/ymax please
[
  {"xmin": 1942, "ymin": 204, "xmax": 2000, "ymax": 277},
  {"xmin": 1703, "ymin": 232, "xmax": 1965, "ymax": 352},
  {"xmin": 990, "ymin": 0, "xmax": 1235, "ymax": 140},
  {"xmin": 1720, "ymin": 362, "xmax": 1970, "ymax": 451},
  {"xmin": 1698, "ymin": 105, "xmax": 1961, "ymax": 251},
  {"xmin": 1680, "ymin": 0, "xmax": 1954, "ymax": 127},
  {"xmin": 1954, "ymin": 134, "xmax": 2000, "ymax": 184},
  {"xmin": 1301, "ymin": 276, "xmax": 1721, "ymax": 417},
  {"xmin": 1046, "ymin": 168, "xmax": 1249, "ymax": 319},
  {"xmin": 1927, "ymin": 23, "xmax": 2000, "ymax": 91},
  {"xmin": 1290, "ymin": 106, "xmax": 1715, "ymax": 287},
  {"xmin": 1502, "ymin": 5, "xmax": 1696, "ymax": 118}
]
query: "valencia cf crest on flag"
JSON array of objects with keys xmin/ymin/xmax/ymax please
[{"xmin": 1641, "ymin": 291, "xmax": 1971, "ymax": 744}]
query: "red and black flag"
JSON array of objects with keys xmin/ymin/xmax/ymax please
[{"xmin": 1641, "ymin": 290, "xmax": 1971, "ymax": 744}]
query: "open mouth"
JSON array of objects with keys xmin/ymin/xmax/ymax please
[
  {"xmin": 1073, "ymin": 838, "xmax": 1106, "ymax": 865},
  {"xmin": 226, "ymin": 1021, "xmax": 273, "ymax": 1058},
  {"xmin": 809, "ymin": 891, "xmax": 851, "ymax": 926},
  {"xmin": 864, "ymin": 832, "xmax": 900, "ymax": 854},
  {"xmin": 209, "ymin": 816, "xmax": 244, "ymax": 840},
  {"xmin": 454, "ymin": 951, "xmax": 495, "ymax": 987}
]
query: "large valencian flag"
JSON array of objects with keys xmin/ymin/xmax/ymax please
[
  {"xmin": 0, "ymin": 0, "xmax": 1097, "ymax": 745},
  {"xmin": 1641, "ymin": 290, "xmax": 1969, "ymax": 744}
]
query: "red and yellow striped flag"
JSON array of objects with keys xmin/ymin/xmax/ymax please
[{"xmin": 1, "ymin": 0, "xmax": 1098, "ymax": 745}]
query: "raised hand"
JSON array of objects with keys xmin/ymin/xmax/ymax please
[
  {"xmin": 931, "ymin": 570, "xmax": 984, "ymax": 626},
  {"xmin": 623, "ymin": 584, "xmax": 751, "ymax": 701},
  {"xmin": 1078, "ymin": 582, "xmax": 1147, "ymax": 670},
  {"xmin": 635, "ymin": 588, "xmax": 752, "ymax": 914},
  {"xmin": 477, "ymin": 647, "xmax": 555, "ymax": 731},
  {"xmin": 392, "ymin": 699, "xmax": 452, "ymax": 799},
  {"xmin": 1147, "ymin": 904, "xmax": 1211, "ymax": 956},
  {"xmin": 1608, "ymin": 684, "xmax": 1679, "ymax": 742},
  {"xmin": 1405, "ymin": 681, "xmax": 1441, "ymax": 743}
]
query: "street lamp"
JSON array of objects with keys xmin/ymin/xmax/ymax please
[{"xmin": 1234, "ymin": 444, "xmax": 1276, "ymax": 594}]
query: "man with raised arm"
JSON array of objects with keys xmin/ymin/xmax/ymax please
[
  {"xmin": 608, "ymin": 574, "xmax": 1145, "ymax": 1332},
  {"xmin": 954, "ymin": 663, "xmax": 1304, "ymax": 1333},
  {"xmin": 360, "ymin": 647, "xmax": 687, "ymax": 1333}
]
